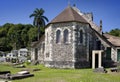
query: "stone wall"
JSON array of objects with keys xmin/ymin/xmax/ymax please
[
  {"xmin": 31, "ymin": 48, "xmax": 35, "ymax": 61},
  {"xmin": 37, "ymin": 42, "xmax": 45, "ymax": 64},
  {"xmin": 111, "ymin": 48, "xmax": 117, "ymax": 62},
  {"xmin": 44, "ymin": 61, "xmax": 75, "ymax": 68},
  {"xmin": 31, "ymin": 40, "xmax": 45, "ymax": 64},
  {"xmin": 44, "ymin": 21, "xmax": 108, "ymax": 68},
  {"xmin": 44, "ymin": 22, "xmax": 75, "ymax": 68},
  {"xmin": 45, "ymin": 25, "xmax": 52, "ymax": 61},
  {"xmin": 83, "ymin": 13, "xmax": 93, "ymax": 21},
  {"xmin": 74, "ymin": 23, "xmax": 91, "ymax": 68}
]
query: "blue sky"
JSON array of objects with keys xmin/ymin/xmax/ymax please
[{"xmin": 0, "ymin": 0, "xmax": 120, "ymax": 32}]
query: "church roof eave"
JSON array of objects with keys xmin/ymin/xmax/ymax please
[
  {"xmin": 93, "ymin": 29, "xmax": 116, "ymax": 48},
  {"xmin": 45, "ymin": 20, "xmax": 89, "ymax": 29},
  {"xmin": 103, "ymin": 34, "xmax": 120, "ymax": 47}
]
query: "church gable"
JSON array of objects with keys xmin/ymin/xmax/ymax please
[{"xmin": 50, "ymin": 6, "xmax": 88, "ymax": 24}]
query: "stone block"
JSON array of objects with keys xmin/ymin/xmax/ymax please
[
  {"xmin": 17, "ymin": 71, "xmax": 30, "ymax": 75},
  {"xmin": 110, "ymin": 68, "xmax": 117, "ymax": 72},
  {"xmin": 93, "ymin": 67, "xmax": 107, "ymax": 73}
]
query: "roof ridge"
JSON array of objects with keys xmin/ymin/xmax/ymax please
[
  {"xmin": 70, "ymin": 6, "xmax": 88, "ymax": 23},
  {"xmin": 70, "ymin": 7, "xmax": 76, "ymax": 20}
]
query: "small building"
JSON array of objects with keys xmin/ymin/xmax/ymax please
[
  {"xmin": 6, "ymin": 53, "xmax": 15, "ymax": 58},
  {"xmin": 6, "ymin": 49, "xmax": 28, "ymax": 63},
  {"xmin": 0, "ymin": 51, "xmax": 6, "ymax": 62},
  {"xmin": 18, "ymin": 48, "xmax": 28, "ymax": 57},
  {"xmin": 0, "ymin": 51, "xmax": 6, "ymax": 57},
  {"xmin": 6, "ymin": 52, "xmax": 17, "ymax": 62}
]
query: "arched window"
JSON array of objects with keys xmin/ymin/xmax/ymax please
[
  {"xmin": 64, "ymin": 29, "xmax": 69, "ymax": 43},
  {"xmin": 56, "ymin": 30, "xmax": 61, "ymax": 43},
  {"xmin": 80, "ymin": 30, "xmax": 83, "ymax": 43}
]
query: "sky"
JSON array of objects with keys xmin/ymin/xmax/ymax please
[{"xmin": 0, "ymin": 0, "xmax": 120, "ymax": 32}]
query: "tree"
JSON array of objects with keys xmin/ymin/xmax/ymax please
[
  {"xmin": 21, "ymin": 24, "xmax": 34, "ymax": 47},
  {"xmin": 29, "ymin": 8, "xmax": 49, "ymax": 40},
  {"xmin": 28, "ymin": 27, "xmax": 38, "ymax": 42},
  {"xmin": 0, "ymin": 23, "xmax": 38, "ymax": 52},
  {"xmin": 7, "ymin": 24, "xmax": 26, "ymax": 49},
  {"xmin": 0, "ymin": 23, "xmax": 13, "ymax": 51},
  {"xmin": 108, "ymin": 28, "xmax": 120, "ymax": 37},
  {"xmin": 0, "ymin": 37, "xmax": 12, "ymax": 51}
]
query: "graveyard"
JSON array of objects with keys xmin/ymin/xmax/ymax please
[{"xmin": 0, "ymin": 63, "xmax": 120, "ymax": 82}]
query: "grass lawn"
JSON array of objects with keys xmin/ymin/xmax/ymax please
[{"xmin": 0, "ymin": 63, "xmax": 120, "ymax": 82}]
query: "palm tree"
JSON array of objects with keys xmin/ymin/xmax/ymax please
[{"xmin": 29, "ymin": 8, "xmax": 49, "ymax": 40}]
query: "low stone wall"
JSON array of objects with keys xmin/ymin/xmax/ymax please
[{"xmin": 44, "ymin": 60, "xmax": 90, "ymax": 69}]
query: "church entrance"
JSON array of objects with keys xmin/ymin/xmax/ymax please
[
  {"xmin": 95, "ymin": 53, "xmax": 98, "ymax": 68},
  {"xmin": 92, "ymin": 50, "xmax": 103, "ymax": 69}
]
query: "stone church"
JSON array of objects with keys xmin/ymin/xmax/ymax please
[{"xmin": 31, "ymin": 5, "xmax": 120, "ymax": 68}]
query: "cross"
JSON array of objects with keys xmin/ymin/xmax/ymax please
[
  {"xmin": 68, "ymin": 0, "xmax": 71, "ymax": 6},
  {"xmin": 67, "ymin": 0, "xmax": 76, "ymax": 7}
]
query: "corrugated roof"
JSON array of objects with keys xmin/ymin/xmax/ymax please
[
  {"xmin": 103, "ymin": 34, "xmax": 120, "ymax": 47},
  {"xmin": 50, "ymin": 6, "xmax": 88, "ymax": 24}
]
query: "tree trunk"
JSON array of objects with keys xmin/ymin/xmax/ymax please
[{"xmin": 38, "ymin": 25, "xmax": 40, "ymax": 41}]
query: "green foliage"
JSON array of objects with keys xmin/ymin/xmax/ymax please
[
  {"xmin": 0, "ymin": 28, "xmax": 7, "ymax": 37},
  {"xmin": 0, "ymin": 23, "xmax": 44, "ymax": 52},
  {"xmin": 28, "ymin": 27, "xmax": 38, "ymax": 42},
  {"xmin": 29, "ymin": 8, "xmax": 48, "ymax": 40},
  {"xmin": 108, "ymin": 28, "xmax": 120, "ymax": 37},
  {"xmin": 24, "ymin": 61, "xmax": 31, "ymax": 66}
]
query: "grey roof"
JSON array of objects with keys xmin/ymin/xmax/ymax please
[{"xmin": 50, "ymin": 6, "xmax": 88, "ymax": 24}]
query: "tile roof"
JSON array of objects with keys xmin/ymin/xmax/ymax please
[
  {"xmin": 103, "ymin": 34, "xmax": 120, "ymax": 47},
  {"xmin": 50, "ymin": 6, "xmax": 88, "ymax": 24},
  {"xmin": 50, "ymin": 6, "xmax": 101, "ymax": 33}
]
